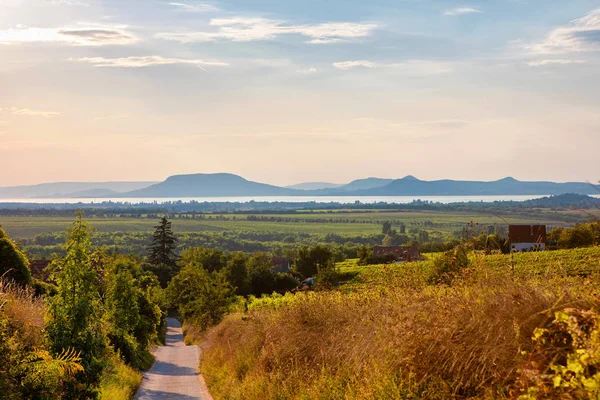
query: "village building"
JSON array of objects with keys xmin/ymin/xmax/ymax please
[{"xmin": 508, "ymin": 225, "xmax": 547, "ymax": 252}]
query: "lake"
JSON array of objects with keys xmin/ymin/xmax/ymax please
[{"xmin": 2, "ymin": 194, "xmax": 599, "ymax": 205}]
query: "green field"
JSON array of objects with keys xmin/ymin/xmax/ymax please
[{"xmin": 0, "ymin": 209, "xmax": 579, "ymax": 239}]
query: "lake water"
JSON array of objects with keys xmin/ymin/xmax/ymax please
[{"xmin": 2, "ymin": 194, "xmax": 599, "ymax": 205}]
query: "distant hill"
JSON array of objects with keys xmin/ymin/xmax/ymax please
[
  {"xmin": 335, "ymin": 177, "xmax": 394, "ymax": 192},
  {"xmin": 124, "ymin": 173, "xmax": 297, "ymax": 197},
  {"xmin": 286, "ymin": 182, "xmax": 343, "ymax": 190},
  {"xmin": 0, "ymin": 181, "xmax": 157, "ymax": 199},
  {"xmin": 358, "ymin": 176, "xmax": 599, "ymax": 196},
  {"xmin": 4, "ymin": 174, "xmax": 598, "ymax": 199}
]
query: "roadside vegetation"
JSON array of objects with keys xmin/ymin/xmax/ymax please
[{"xmin": 0, "ymin": 216, "xmax": 165, "ymax": 399}]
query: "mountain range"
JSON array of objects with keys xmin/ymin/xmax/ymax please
[{"xmin": 0, "ymin": 174, "xmax": 598, "ymax": 199}]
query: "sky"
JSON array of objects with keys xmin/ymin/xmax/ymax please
[{"xmin": 1, "ymin": 0, "xmax": 599, "ymax": 187}]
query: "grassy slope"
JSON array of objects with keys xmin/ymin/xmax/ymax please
[{"xmin": 200, "ymin": 247, "xmax": 600, "ymax": 400}]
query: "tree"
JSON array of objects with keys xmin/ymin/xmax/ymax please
[
  {"xmin": 180, "ymin": 247, "xmax": 225, "ymax": 273},
  {"xmin": 146, "ymin": 217, "xmax": 179, "ymax": 287},
  {"xmin": 382, "ymin": 221, "xmax": 392, "ymax": 235},
  {"xmin": 0, "ymin": 226, "xmax": 32, "ymax": 285},
  {"xmin": 294, "ymin": 245, "xmax": 333, "ymax": 278},
  {"xmin": 167, "ymin": 265, "xmax": 234, "ymax": 330},
  {"xmin": 45, "ymin": 212, "xmax": 106, "ymax": 399},
  {"xmin": 224, "ymin": 252, "xmax": 250, "ymax": 296},
  {"xmin": 103, "ymin": 256, "xmax": 161, "ymax": 369}
]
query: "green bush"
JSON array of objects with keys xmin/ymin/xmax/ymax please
[{"xmin": 0, "ymin": 226, "xmax": 32, "ymax": 285}]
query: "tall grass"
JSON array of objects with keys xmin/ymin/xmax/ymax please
[{"xmin": 200, "ymin": 250, "xmax": 600, "ymax": 399}]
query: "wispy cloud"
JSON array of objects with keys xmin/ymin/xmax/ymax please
[
  {"xmin": 2, "ymin": 107, "xmax": 62, "ymax": 117},
  {"xmin": 333, "ymin": 60, "xmax": 377, "ymax": 69},
  {"xmin": 297, "ymin": 67, "xmax": 318, "ymax": 74},
  {"xmin": 157, "ymin": 17, "xmax": 377, "ymax": 44},
  {"xmin": 169, "ymin": 2, "xmax": 219, "ymax": 12},
  {"xmin": 444, "ymin": 8, "xmax": 481, "ymax": 16},
  {"xmin": 46, "ymin": 0, "xmax": 89, "ymax": 5},
  {"xmin": 527, "ymin": 8, "xmax": 600, "ymax": 54},
  {"xmin": 74, "ymin": 55, "xmax": 229, "ymax": 68},
  {"xmin": 0, "ymin": 23, "xmax": 137, "ymax": 46},
  {"xmin": 333, "ymin": 60, "xmax": 452, "ymax": 74},
  {"xmin": 526, "ymin": 59, "xmax": 586, "ymax": 67}
]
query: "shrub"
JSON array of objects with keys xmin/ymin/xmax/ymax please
[
  {"xmin": 430, "ymin": 243, "xmax": 471, "ymax": 284},
  {"xmin": 0, "ymin": 226, "xmax": 32, "ymax": 285}
]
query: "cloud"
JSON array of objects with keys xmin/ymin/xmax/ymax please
[
  {"xmin": 2, "ymin": 107, "xmax": 61, "ymax": 117},
  {"xmin": 526, "ymin": 59, "xmax": 586, "ymax": 67},
  {"xmin": 333, "ymin": 60, "xmax": 377, "ymax": 69},
  {"xmin": 0, "ymin": 24, "xmax": 137, "ymax": 46},
  {"xmin": 156, "ymin": 17, "xmax": 377, "ymax": 44},
  {"xmin": 297, "ymin": 67, "xmax": 318, "ymax": 74},
  {"xmin": 333, "ymin": 60, "xmax": 452, "ymax": 74},
  {"xmin": 169, "ymin": 2, "xmax": 219, "ymax": 12},
  {"xmin": 444, "ymin": 8, "xmax": 481, "ymax": 16},
  {"xmin": 46, "ymin": 0, "xmax": 89, "ymax": 5},
  {"xmin": 528, "ymin": 8, "xmax": 600, "ymax": 54},
  {"xmin": 74, "ymin": 55, "xmax": 229, "ymax": 68}
]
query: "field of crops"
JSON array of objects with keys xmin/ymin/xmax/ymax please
[
  {"xmin": 0, "ymin": 209, "xmax": 578, "ymax": 239},
  {"xmin": 338, "ymin": 247, "xmax": 600, "ymax": 291}
]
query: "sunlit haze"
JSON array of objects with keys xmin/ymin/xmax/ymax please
[{"xmin": 2, "ymin": 0, "xmax": 599, "ymax": 186}]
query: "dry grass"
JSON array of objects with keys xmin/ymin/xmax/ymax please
[
  {"xmin": 200, "ymin": 260, "xmax": 600, "ymax": 399},
  {"xmin": 0, "ymin": 279, "xmax": 45, "ymax": 347}
]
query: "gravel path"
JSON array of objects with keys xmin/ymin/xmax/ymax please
[{"xmin": 135, "ymin": 318, "xmax": 213, "ymax": 400}]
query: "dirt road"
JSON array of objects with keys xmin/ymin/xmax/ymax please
[{"xmin": 135, "ymin": 318, "xmax": 213, "ymax": 400}]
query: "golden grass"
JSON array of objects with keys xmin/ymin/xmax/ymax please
[
  {"xmin": 0, "ymin": 279, "xmax": 45, "ymax": 347},
  {"xmin": 99, "ymin": 355, "xmax": 143, "ymax": 400},
  {"xmin": 200, "ymin": 257, "xmax": 600, "ymax": 399}
]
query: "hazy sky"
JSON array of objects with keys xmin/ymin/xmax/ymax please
[{"xmin": 1, "ymin": 0, "xmax": 599, "ymax": 187}]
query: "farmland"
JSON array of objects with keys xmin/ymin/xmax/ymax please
[{"xmin": 1, "ymin": 207, "xmax": 590, "ymax": 259}]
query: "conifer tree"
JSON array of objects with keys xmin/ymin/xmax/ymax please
[{"xmin": 146, "ymin": 217, "xmax": 179, "ymax": 286}]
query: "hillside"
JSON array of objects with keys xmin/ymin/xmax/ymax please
[
  {"xmin": 285, "ymin": 182, "xmax": 343, "ymax": 190},
  {"xmin": 124, "ymin": 173, "xmax": 297, "ymax": 197},
  {"xmin": 0, "ymin": 181, "xmax": 156, "ymax": 199},
  {"xmin": 360, "ymin": 176, "xmax": 599, "ymax": 196}
]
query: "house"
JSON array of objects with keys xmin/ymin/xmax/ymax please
[
  {"xmin": 272, "ymin": 257, "xmax": 291, "ymax": 273},
  {"xmin": 29, "ymin": 260, "xmax": 51, "ymax": 281},
  {"xmin": 373, "ymin": 245, "xmax": 421, "ymax": 261},
  {"xmin": 508, "ymin": 225, "xmax": 547, "ymax": 252}
]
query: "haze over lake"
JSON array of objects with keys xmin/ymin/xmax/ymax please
[{"xmin": 4, "ymin": 194, "xmax": 600, "ymax": 205}]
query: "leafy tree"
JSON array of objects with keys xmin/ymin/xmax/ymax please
[
  {"xmin": 224, "ymin": 252, "xmax": 250, "ymax": 296},
  {"xmin": 146, "ymin": 217, "xmax": 179, "ymax": 287},
  {"xmin": 45, "ymin": 212, "xmax": 107, "ymax": 399},
  {"xmin": 294, "ymin": 245, "xmax": 333, "ymax": 278},
  {"xmin": 0, "ymin": 226, "xmax": 32, "ymax": 285},
  {"xmin": 167, "ymin": 265, "xmax": 234, "ymax": 330},
  {"xmin": 181, "ymin": 247, "xmax": 226, "ymax": 273},
  {"xmin": 247, "ymin": 252, "xmax": 278, "ymax": 296},
  {"xmin": 103, "ymin": 256, "xmax": 161, "ymax": 369}
]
